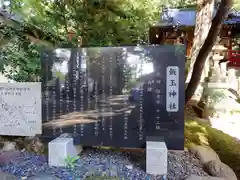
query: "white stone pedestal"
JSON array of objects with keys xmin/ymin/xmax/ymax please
[
  {"xmin": 48, "ymin": 134, "xmax": 82, "ymax": 167},
  {"xmin": 146, "ymin": 138, "xmax": 168, "ymax": 176}
]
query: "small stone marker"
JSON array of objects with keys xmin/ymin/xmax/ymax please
[
  {"xmin": 48, "ymin": 134, "xmax": 82, "ymax": 167},
  {"xmin": 146, "ymin": 136, "xmax": 168, "ymax": 176}
]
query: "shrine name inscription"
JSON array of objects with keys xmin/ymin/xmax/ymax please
[{"xmin": 41, "ymin": 45, "xmax": 185, "ymax": 150}]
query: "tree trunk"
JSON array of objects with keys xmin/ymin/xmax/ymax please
[
  {"xmin": 185, "ymin": 0, "xmax": 233, "ymax": 104},
  {"xmin": 186, "ymin": 0, "xmax": 215, "ymax": 81},
  {"xmin": 185, "ymin": 0, "xmax": 214, "ymax": 101}
]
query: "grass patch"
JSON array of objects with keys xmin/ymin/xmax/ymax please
[{"xmin": 185, "ymin": 118, "xmax": 240, "ymax": 178}]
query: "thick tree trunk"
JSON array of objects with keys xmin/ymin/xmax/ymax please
[
  {"xmin": 185, "ymin": 0, "xmax": 233, "ymax": 104},
  {"xmin": 186, "ymin": 0, "xmax": 214, "ymax": 83},
  {"xmin": 185, "ymin": 0, "xmax": 214, "ymax": 103}
]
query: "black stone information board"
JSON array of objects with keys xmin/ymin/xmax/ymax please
[{"xmin": 41, "ymin": 45, "xmax": 185, "ymax": 150}]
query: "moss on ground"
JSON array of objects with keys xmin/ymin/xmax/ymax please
[{"xmin": 184, "ymin": 118, "xmax": 240, "ymax": 179}]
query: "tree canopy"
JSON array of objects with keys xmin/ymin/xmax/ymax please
[
  {"xmin": 0, "ymin": 0, "xmax": 239, "ymax": 82},
  {"xmin": 1, "ymin": 0, "xmax": 162, "ymax": 81}
]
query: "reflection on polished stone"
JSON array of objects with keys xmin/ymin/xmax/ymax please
[{"xmin": 41, "ymin": 45, "xmax": 185, "ymax": 150}]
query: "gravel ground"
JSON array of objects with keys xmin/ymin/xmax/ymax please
[{"xmin": 0, "ymin": 148, "xmax": 209, "ymax": 180}]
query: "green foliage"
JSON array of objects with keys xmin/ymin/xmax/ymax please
[
  {"xmin": 230, "ymin": 109, "xmax": 240, "ymax": 115},
  {"xmin": 1, "ymin": 0, "xmax": 164, "ymax": 81},
  {"xmin": 3, "ymin": 0, "xmax": 239, "ymax": 81},
  {"xmin": 64, "ymin": 155, "xmax": 80, "ymax": 170},
  {"xmin": 0, "ymin": 37, "xmax": 41, "ymax": 82},
  {"xmin": 11, "ymin": 0, "xmax": 162, "ymax": 46},
  {"xmin": 233, "ymin": 0, "xmax": 240, "ymax": 10}
]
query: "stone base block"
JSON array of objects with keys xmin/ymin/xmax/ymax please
[
  {"xmin": 146, "ymin": 137, "xmax": 168, "ymax": 176},
  {"xmin": 48, "ymin": 134, "xmax": 82, "ymax": 167}
]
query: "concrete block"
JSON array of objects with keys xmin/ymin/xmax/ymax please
[
  {"xmin": 146, "ymin": 140, "xmax": 168, "ymax": 176},
  {"xmin": 48, "ymin": 134, "xmax": 82, "ymax": 167}
]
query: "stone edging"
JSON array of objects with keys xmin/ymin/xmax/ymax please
[{"xmin": 188, "ymin": 145, "xmax": 237, "ymax": 180}]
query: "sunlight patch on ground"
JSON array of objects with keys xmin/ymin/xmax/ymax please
[{"xmin": 210, "ymin": 113, "xmax": 240, "ymax": 140}]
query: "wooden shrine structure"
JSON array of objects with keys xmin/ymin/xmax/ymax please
[{"xmin": 149, "ymin": 8, "xmax": 240, "ymax": 68}]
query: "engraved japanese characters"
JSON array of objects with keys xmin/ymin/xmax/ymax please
[
  {"xmin": 41, "ymin": 46, "xmax": 185, "ymax": 150},
  {"xmin": 0, "ymin": 83, "xmax": 41, "ymax": 136}
]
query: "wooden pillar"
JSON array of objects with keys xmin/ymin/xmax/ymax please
[
  {"xmin": 186, "ymin": 30, "xmax": 194, "ymax": 57},
  {"xmin": 228, "ymin": 28, "xmax": 232, "ymax": 62}
]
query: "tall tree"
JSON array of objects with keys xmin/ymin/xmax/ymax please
[
  {"xmin": 185, "ymin": 0, "xmax": 215, "ymax": 101},
  {"xmin": 185, "ymin": 0, "xmax": 233, "ymax": 103},
  {"xmin": 1, "ymin": 0, "xmax": 162, "ymax": 81}
]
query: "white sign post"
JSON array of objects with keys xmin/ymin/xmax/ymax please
[{"xmin": 0, "ymin": 82, "xmax": 42, "ymax": 136}]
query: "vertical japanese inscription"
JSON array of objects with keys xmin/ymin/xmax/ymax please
[
  {"xmin": 52, "ymin": 80, "xmax": 56, "ymax": 136},
  {"xmin": 155, "ymin": 78, "xmax": 162, "ymax": 130},
  {"xmin": 59, "ymin": 81, "xmax": 63, "ymax": 134},
  {"xmin": 139, "ymin": 87, "xmax": 143, "ymax": 140},
  {"xmin": 166, "ymin": 66, "xmax": 179, "ymax": 112},
  {"xmin": 40, "ymin": 46, "xmax": 184, "ymax": 149},
  {"xmin": 45, "ymin": 59, "xmax": 49, "ymax": 124},
  {"xmin": 101, "ymin": 56, "xmax": 105, "ymax": 132},
  {"xmin": 80, "ymin": 54, "xmax": 84, "ymax": 137},
  {"xmin": 139, "ymin": 51, "xmax": 144, "ymax": 140},
  {"xmin": 66, "ymin": 67, "xmax": 70, "ymax": 114},
  {"xmin": 94, "ymin": 79, "xmax": 99, "ymax": 136},
  {"xmin": 109, "ymin": 55, "xmax": 113, "ymax": 139},
  {"xmin": 86, "ymin": 53, "xmax": 91, "ymax": 114},
  {"xmin": 72, "ymin": 51, "xmax": 77, "ymax": 135},
  {"xmin": 122, "ymin": 48, "xmax": 128, "ymax": 140}
]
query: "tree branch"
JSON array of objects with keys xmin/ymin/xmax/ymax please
[
  {"xmin": 0, "ymin": 9, "xmax": 65, "ymax": 45},
  {"xmin": 55, "ymin": 1, "xmax": 69, "ymax": 36}
]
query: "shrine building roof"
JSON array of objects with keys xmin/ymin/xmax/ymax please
[{"xmin": 154, "ymin": 8, "xmax": 240, "ymax": 27}]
